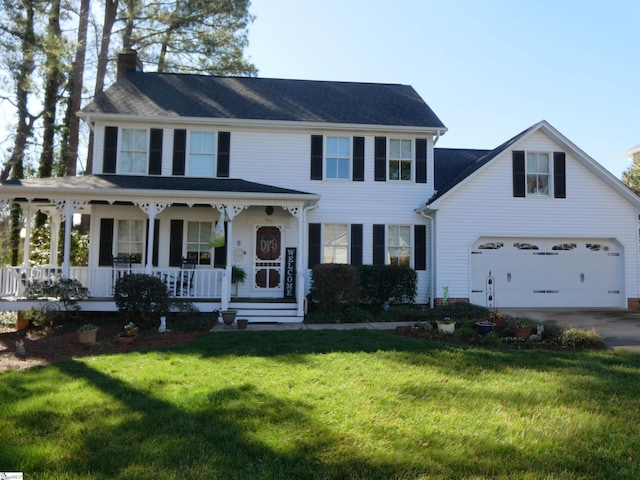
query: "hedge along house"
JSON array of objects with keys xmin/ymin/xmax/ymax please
[{"xmin": 0, "ymin": 51, "xmax": 448, "ymax": 321}]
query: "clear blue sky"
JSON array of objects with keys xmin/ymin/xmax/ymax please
[{"xmin": 245, "ymin": 0, "xmax": 639, "ymax": 179}]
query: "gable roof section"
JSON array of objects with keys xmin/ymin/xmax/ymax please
[
  {"xmin": 1, "ymin": 175, "xmax": 318, "ymax": 203},
  {"xmin": 80, "ymin": 73, "xmax": 446, "ymax": 129},
  {"xmin": 425, "ymin": 120, "xmax": 640, "ymax": 209}
]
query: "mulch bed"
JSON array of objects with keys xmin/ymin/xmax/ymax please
[
  {"xmin": 389, "ymin": 325, "xmax": 599, "ymax": 351},
  {"xmin": 0, "ymin": 323, "xmax": 206, "ymax": 372}
]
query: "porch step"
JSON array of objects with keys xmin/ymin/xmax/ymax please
[{"xmin": 228, "ymin": 301, "xmax": 302, "ymax": 324}]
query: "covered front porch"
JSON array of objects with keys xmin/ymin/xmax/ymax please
[{"xmin": 0, "ymin": 175, "xmax": 320, "ymax": 322}]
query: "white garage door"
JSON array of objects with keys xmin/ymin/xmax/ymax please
[{"xmin": 470, "ymin": 238, "xmax": 624, "ymax": 308}]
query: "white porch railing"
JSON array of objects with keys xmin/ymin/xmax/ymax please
[{"xmin": 0, "ymin": 266, "xmax": 224, "ymax": 300}]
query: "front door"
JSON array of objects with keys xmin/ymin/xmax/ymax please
[{"xmin": 255, "ymin": 226, "xmax": 282, "ymax": 293}]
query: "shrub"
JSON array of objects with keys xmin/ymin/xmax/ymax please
[
  {"xmin": 114, "ymin": 274, "xmax": 170, "ymax": 325},
  {"xmin": 357, "ymin": 265, "xmax": 417, "ymax": 305},
  {"xmin": 560, "ymin": 328, "xmax": 606, "ymax": 349},
  {"xmin": 454, "ymin": 326, "xmax": 476, "ymax": 339},
  {"xmin": 424, "ymin": 303, "xmax": 491, "ymax": 322},
  {"xmin": 482, "ymin": 331, "xmax": 501, "ymax": 346},
  {"xmin": 378, "ymin": 305, "xmax": 428, "ymax": 322},
  {"xmin": 305, "ymin": 306, "xmax": 373, "ymax": 324},
  {"xmin": 310, "ymin": 264, "xmax": 359, "ymax": 310},
  {"xmin": 25, "ymin": 278, "xmax": 89, "ymax": 313}
]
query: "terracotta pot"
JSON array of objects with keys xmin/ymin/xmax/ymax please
[
  {"xmin": 237, "ymin": 318, "xmax": 248, "ymax": 330},
  {"xmin": 78, "ymin": 329, "xmax": 98, "ymax": 345},
  {"xmin": 513, "ymin": 327, "xmax": 532, "ymax": 340},
  {"xmin": 117, "ymin": 335, "xmax": 136, "ymax": 344}
]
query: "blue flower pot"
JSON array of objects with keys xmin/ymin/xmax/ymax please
[{"xmin": 476, "ymin": 322, "xmax": 496, "ymax": 336}]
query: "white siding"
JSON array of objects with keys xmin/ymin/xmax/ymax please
[{"xmin": 435, "ymin": 130, "xmax": 639, "ymax": 307}]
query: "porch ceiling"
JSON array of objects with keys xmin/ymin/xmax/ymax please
[{"xmin": 0, "ymin": 175, "xmax": 320, "ymax": 206}]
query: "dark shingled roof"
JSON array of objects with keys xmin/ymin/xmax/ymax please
[
  {"xmin": 2, "ymin": 174, "xmax": 315, "ymax": 196},
  {"xmin": 81, "ymin": 73, "xmax": 446, "ymax": 128},
  {"xmin": 431, "ymin": 124, "xmax": 538, "ymax": 202}
]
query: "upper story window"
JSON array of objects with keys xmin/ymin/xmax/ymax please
[
  {"xmin": 325, "ymin": 137, "xmax": 350, "ymax": 179},
  {"xmin": 389, "ymin": 139, "xmax": 412, "ymax": 181},
  {"xmin": 117, "ymin": 219, "xmax": 144, "ymax": 263},
  {"xmin": 388, "ymin": 225, "xmax": 411, "ymax": 266},
  {"xmin": 324, "ymin": 224, "xmax": 348, "ymax": 263},
  {"xmin": 526, "ymin": 152, "xmax": 550, "ymax": 195},
  {"xmin": 186, "ymin": 221, "xmax": 212, "ymax": 265},
  {"xmin": 121, "ymin": 129, "xmax": 147, "ymax": 174},
  {"xmin": 188, "ymin": 131, "xmax": 216, "ymax": 176}
]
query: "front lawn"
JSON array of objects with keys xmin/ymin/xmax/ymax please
[{"xmin": 1, "ymin": 329, "xmax": 639, "ymax": 479}]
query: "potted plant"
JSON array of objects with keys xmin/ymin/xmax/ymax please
[
  {"xmin": 513, "ymin": 319, "xmax": 533, "ymax": 340},
  {"xmin": 231, "ymin": 265, "xmax": 247, "ymax": 298},
  {"xmin": 117, "ymin": 322, "xmax": 138, "ymax": 343},
  {"xmin": 77, "ymin": 323, "xmax": 98, "ymax": 345},
  {"xmin": 220, "ymin": 309, "xmax": 238, "ymax": 328},
  {"xmin": 476, "ymin": 319, "xmax": 497, "ymax": 336},
  {"xmin": 436, "ymin": 316, "xmax": 456, "ymax": 334}
]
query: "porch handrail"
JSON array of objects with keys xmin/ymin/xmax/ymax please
[{"xmin": 0, "ymin": 266, "xmax": 225, "ymax": 300}]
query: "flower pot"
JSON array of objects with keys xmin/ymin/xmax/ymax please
[
  {"xmin": 513, "ymin": 327, "xmax": 532, "ymax": 340},
  {"xmin": 117, "ymin": 335, "xmax": 136, "ymax": 344},
  {"xmin": 237, "ymin": 318, "xmax": 248, "ymax": 330},
  {"xmin": 436, "ymin": 322, "xmax": 456, "ymax": 335},
  {"xmin": 221, "ymin": 310, "xmax": 238, "ymax": 328},
  {"xmin": 476, "ymin": 322, "xmax": 496, "ymax": 336},
  {"xmin": 78, "ymin": 328, "xmax": 98, "ymax": 345}
]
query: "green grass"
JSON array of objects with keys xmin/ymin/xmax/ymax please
[{"xmin": 2, "ymin": 329, "xmax": 640, "ymax": 479}]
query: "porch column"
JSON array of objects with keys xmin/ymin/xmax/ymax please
[
  {"xmin": 134, "ymin": 202, "xmax": 170, "ymax": 273},
  {"xmin": 283, "ymin": 204, "xmax": 305, "ymax": 316},
  {"xmin": 54, "ymin": 200, "xmax": 86, "ymax": 278},
  {"xmin": 215, "ymin": 204, "xmax": 248, "ymax": 309},
  {"xmin": 49, "ymin": 211, "xmax": 62, "ymax": 266},
  {"xmin": 22, "ymin": 202, "xmax": 33, "ymax": 267}
]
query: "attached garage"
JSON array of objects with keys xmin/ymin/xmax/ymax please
[{"xmin": 470, "ymin": 237, "xmax": 625, "ymax": 308}]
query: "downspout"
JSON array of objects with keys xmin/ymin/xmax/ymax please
[
  {"xmin": 297, "ymin": 202, "xmax": 319, "ymax": 317},
  {"xmin": 419, "ymin": 209, "xmax": 436, "ymax": 309},
  {"xmin": 433, "ymin": 129, "xmax": 443, "ymax": 146}
]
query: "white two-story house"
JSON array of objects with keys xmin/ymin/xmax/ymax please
[{"xmin": 1, "ymin": 50, "xmax": 639, "ymax": 320}]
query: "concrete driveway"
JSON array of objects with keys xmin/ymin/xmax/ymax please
[{"xmin": 501, "ymin": 309, "xmax": 640, "ymax": 352}]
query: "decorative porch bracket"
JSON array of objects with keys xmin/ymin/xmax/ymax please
[{"xmin": 134, "ymin": 202, "xmax": 171, "ymax": 273}]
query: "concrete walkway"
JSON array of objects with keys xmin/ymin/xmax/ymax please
[{"xmin": 216, "ymin": 310, "xmax": 640, "ymax": 353}]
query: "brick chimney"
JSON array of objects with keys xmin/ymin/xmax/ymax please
[{"xmin": 117, "ymin": 48, "xmax": 143, "ymax": 80}]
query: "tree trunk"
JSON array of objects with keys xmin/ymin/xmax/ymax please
[{"xmin": 86, "ymin": 0, "xmax": 118, "ymax": 175}]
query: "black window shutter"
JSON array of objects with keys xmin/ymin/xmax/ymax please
[
  {"xmin": 98, "ymin": 218, "xmax": 114, "ymax": 266},
  {"xmin": 372, "ymin": 224, "xmax": 385, "ymax": 265},
  {"xmin": 103, "ymin": 127, "xmax": 118, "ymax": 174},
  {"xmin": 308, "ymin": 223, "xmax": 321, "ymax": 268},
  {"xmin": 416, "ymin": 138, "xmax": 427, "ymax": 184},
  {"xmin": 144, "ymin": 219, "xmax": 160, "ymax": 266},
  {"xmin": 512, "ymin": 151, "xmax": 526, "ymax": 197},
  {"xmin": 353, "ymin": 137, "xmax": 365, "ymax": 182},
  {"xmin": 172, "ymin": 129, "xmax": 186, "ymax": 176},
  {"xmin": 169, "ymin": 220, "xmax": 184, "ymax": 267},
  {"xmin": 553, "ymin": 152, "xmax": 566, "ymax": 199},
  {"xmin": 217, "ymin": 132, "xmax": 230, "ymax": 178},
  {"xmin": 374, "ymin": 137, "xmax": 386, "ymax": 181},
  {"xmin": 310, "ymin": 135, "xmax": 323, "ymax": 180},
  {"xmin": 149, "ymin": 128, "xmax": 163, "ymax": 175},
  {"xmin": 414, "ymin": 225, "xmax": 426, "ymax": 271},
  {"xmin": 213, "ymin": 223, "xmax": 228, "ymax": 268},
  {"xmin": 350, "ymin": 224, "xmax": 363, "ymax": 266}
]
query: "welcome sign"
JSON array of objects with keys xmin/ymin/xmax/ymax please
[{"xmin": 284, "ymin": 248, "xmax": 296, "ymax": 298}]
